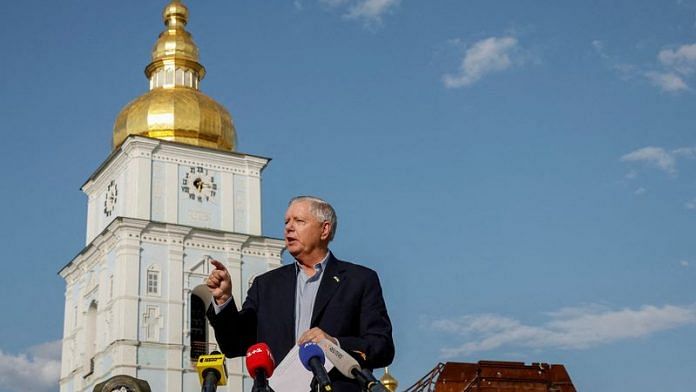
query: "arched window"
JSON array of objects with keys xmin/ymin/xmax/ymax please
[
  {"xmin": 84, "ymin": 301, "xmax": 97, "ymax": 376},
  {"xmin": 190, "ymin": 294, "xmax": 207, "ymax": 360}
]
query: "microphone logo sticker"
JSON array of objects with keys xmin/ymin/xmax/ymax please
[{"xmin": 329, "ymin": 346, "xmax": 343, "ymax": 359}]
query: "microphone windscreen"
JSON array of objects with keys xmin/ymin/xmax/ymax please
[
  {"xmin": 196, "ymin": 352, "xmax": 227, "ymax": 386},
  {"xmin": 298, "ymin": 342, "xmax": 325, "ymax": 371},
  {"xmin": 318, "ymin": 339, "xmax": 359, "ymax": 379},
  {"xmin": 246, "ymin": 343, "xmax": 275, "ymax": 378}
]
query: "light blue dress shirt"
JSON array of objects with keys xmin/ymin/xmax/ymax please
[{"xmin": 294, "ymin": 252, "xmax": 330, "ymax": 340}]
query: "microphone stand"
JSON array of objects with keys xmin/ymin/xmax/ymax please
[
  {"xmin": 201, "ymin": 370, "xmax": 220, "ymax": 392},
  {"xmin": 309, "ymin": 376, "xmax": 330, "ymax": 392},
  {"xmin": 352, "ymin": 369, "xmax": 389, "ymax": 392},
  {"xmin": 252, "ymin": 368, "xmax": 276, "ymax": 392}
]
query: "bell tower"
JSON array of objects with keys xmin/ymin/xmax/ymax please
[{"xmin": 58, "ymin": 2, "xmax": 284, "ymax": 391}]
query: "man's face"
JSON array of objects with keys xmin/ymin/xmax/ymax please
[{"xmin": 284, "ymin": 200, "xmax": 330, "ymax": 261}]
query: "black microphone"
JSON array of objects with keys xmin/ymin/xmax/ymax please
[
  {"xmin": 318, "ymin": 339, "xmax": 389, "ymax": 392},
  {"xmin": 299, "ymin": 342, "xmax": 333, "ymax": 392},
  {"xmin": 354, "ymin": 369, "xmax": 390, "ymax": 392}
]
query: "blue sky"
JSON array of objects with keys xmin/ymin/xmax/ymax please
[{"xmin": 1, "ymin": 0, "xmax": 696, "ymax": 391}]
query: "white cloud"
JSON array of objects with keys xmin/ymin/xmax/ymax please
[
  {"xmin": 319, "ymin": 0, "xmax": 400, "ymax": 25},
  {"xmin": 443, "ymin": 36, "xmax": 522, "ymax": 88},
  {"xmin": 596, "ymin": 40, "xmax": 696, "ymax": 92},
  {"xmin": 319, "ymin": 0, "xmax": 350, "ymax": 6},
  {"xmin": 680, "ymin": 260, "xmax": 690, "ymax": 267},
  {"xmin": 294, "ymin": 1, "xmax": 304, "ymax": 10},
  {"xmin": 625, "ymin": 169, "xmax": 638, "ymax": 179},
  {"xmin": 686, "ymin": 198, "xmax": 696, "ymax": 210},
  {"xmin": 621, "ymin": 146, "xmax": 696, "ymax": 176},
  {"xmin": 645, "ymin": 71, "xmax": 689, "ymax": 92},
  {"xmin": 634, "ymin": 187, "xmax": 647, "ymax": 195},
  {"xmin": 621, "ymin": 147, "xmax": 677, "ymax": 174},
  {"xmin": 673, "ymin": 147, "xmax": 696, "ymax": 158},
  {"xmin": 431, "ymin": 304, "xmax": 696, "ymax": 358},
  {"xmin": 592, "ymin": 40, "xmax": 610, "ymax": 60},
  {"xmin": 591, "ymin": 40, "xmax": 641, "ymax": 80},
  {"xmin": 592, "ymin": 40, "xmax": 605, "ymax": 52},
  {"xmin": 643, "ymin": 43, "xmax": 696, "ymax": 92},
  {"xmin": 658, "ymin": 44, "xmax": 696, "ymax": 75},
  {"xmin": 0, "ymin": 340, "xmax": 61, "ymax": 392},
  {"xmin": 345, "ymin": 0, "xmax": 401, "ymax": 23}
]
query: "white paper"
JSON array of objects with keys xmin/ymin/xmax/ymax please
[{"xmin": 269, "ymin": 346, "xmax": 334, "ymax": 392}]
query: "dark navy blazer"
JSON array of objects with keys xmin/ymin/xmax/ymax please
[{"xmin": 207, "ymin": 253, "xmax": 395, "ymax": 391}]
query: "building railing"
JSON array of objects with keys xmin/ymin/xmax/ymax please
[{"xmin": 190, "ymin": 341, "xmax": 219, "ymax": 361}]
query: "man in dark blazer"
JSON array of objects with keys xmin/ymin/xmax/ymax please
[{"xmin": 206, "ymin": 196, "xmax": 394, "ymax": 391}]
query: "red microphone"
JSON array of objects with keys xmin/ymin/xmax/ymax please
[{"xmin": 246, "ymin": 343, "xmax": 275, "ymax": 392}]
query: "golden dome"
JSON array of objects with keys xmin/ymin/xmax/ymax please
[
  {"xmin": 381, "ymin": 367, "xmax": 399, "ymax": 392},
  {"xmin": 112, "ymin": 0, "xmax": 236, "ymax": 151}
]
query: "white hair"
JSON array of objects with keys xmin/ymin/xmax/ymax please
[{"xmin": 289, "ymin": 196, "xmax": 338, "ymax": 241}]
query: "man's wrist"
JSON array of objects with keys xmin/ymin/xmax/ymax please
[
  {"xmin": 212, "ymin": 295, "xmax": 233, "ymax": 315},
  {"xmin": 215, "ymin": 294, "xmax": 230, "ymax": 305}
]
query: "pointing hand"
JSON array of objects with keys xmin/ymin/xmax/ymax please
[{"xmin": 207, "ymin": 259, "xmax": 232, "ymax": 305}]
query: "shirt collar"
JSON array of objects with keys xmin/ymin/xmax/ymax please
[{"xmin": 295, "ymin": 251, "xmax": 331, "ymax": 274}]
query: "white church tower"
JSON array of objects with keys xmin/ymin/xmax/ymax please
[{"xmin": 58, "ymin": 2, "xmax": 285, "ymax": 391}]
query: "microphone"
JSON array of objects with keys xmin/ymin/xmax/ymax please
[
  {"xmin": 246, "ymin": 343, "xmax": 276, "ymax": 392},
  {"xmin": 196, "ymin": 351, "xmax": 228, "ymax": 392},
  {"xmin": 299, "ymin": 342, "xmax": 333, "ymax": 392},
  {"xmin": 317, "ymin": 339, "xmax": 389, "ymax": 392}
]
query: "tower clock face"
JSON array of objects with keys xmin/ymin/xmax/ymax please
[
  {"xmin": 181, "ymin": 166, "xmax": 217, "ymax": 202},
  {"xmin": 103, "ymin": 180, "xmax": 118, "ymax": 217}
]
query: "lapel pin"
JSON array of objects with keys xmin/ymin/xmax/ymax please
[{"xmin": 333, "ymin": 276, "xmax": 340, "ymax": 283}]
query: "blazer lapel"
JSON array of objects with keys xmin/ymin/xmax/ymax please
[
  {"xmin": 277, "ymin": 264, "xmax": 297, "ymax": 344},
  {"xmin": 311, "ymin": 253, "xmax": 345, "ymax": 326}
]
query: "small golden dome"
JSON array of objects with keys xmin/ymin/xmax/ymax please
[
  {"xmin": 147, "ymin": 0, "xmax": 204, "ymax": 79},
  {"xmin": 381, "ymin": 367, "xmax": 399, "ymax": 392},
  {"xmin": 112, "ymin": 0, "xmax": 236, "ymax": 151}
]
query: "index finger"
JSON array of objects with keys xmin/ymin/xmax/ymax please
[{"xmin": 210, "ymin": 259, "xmax": 227, "ymax": 272}]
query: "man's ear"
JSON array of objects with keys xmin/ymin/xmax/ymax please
[{"xmin": 320, "ymin": 221, "xmax": 332, "ymax": 241}]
